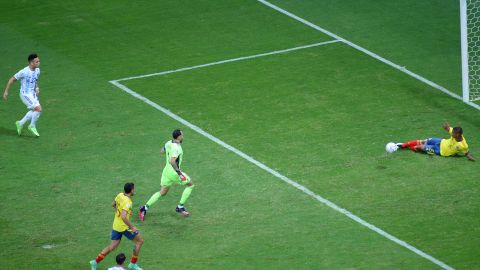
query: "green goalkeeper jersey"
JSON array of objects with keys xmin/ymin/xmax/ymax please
[{"xmin": 164, "ymin": 140, "xmax": 183, "ymax": 176}]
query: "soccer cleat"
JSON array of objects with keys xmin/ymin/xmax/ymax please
[
  {"xmin": 139, "ymin": 205, "xmax": 147, "ymax": 221},
  {"xmin": 15, "ymin": 121, "xmax": 23, "ymax": 135},
  {"xmin": 89, "ymin": 260, "xmax": 98, "ymax": 270},
  {"xmin": 128, "ymin": 263, "xmax": 143, "ymax": 270},
  {"xmin": 396, "ymin": 143, "xmax": 405, "ymax": 148},
  {"xmin": 28, "ymin": 126, "xmax": 40, "ymax": 137},
  {"xmin": 176, "ymin": 206, "xmax": 190, "ymax": 217}
]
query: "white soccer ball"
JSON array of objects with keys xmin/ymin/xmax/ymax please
[{"xmin": 385, "ymin": 142, "xmax": 398, "ymax": 153}]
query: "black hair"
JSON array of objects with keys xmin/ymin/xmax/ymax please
[
  {"xmin": 115, "ymin": 253, "xmax": 126, "ymax": 265},
  {"xmin": 124, "ymin": 182, "xmax": 135, "ymax": 194},
  {"xmin": 172, "ymin": 129, "xmax": 182, "ymax": 139},
  {"xmin": 28, "ymin": 53, "xmax": 38, "ymax": 62},
  {"xmin": 453, "ymin": 127, "xmax": 463, "ymax": 135}
]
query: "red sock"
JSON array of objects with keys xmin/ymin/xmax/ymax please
[
  {"xmin": 95, "ymin": 252, "xmax": 106, "ymax": 263},
  {"xmin": 131, "ymin": 255, "xmax": 138, "ymax": 264},
  {"xmin": 402, "ymin": 140, "xmax": 420, "ymax": 151}
]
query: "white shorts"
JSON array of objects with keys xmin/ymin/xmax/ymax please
[{"xmin": 20, "ymin": 92, "xmax": 40, "ymax": 110}]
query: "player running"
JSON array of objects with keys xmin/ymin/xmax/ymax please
[
  {"xmin": 3, "ymin": 53, "xmax": 42, "ymax": 137},
  {"xmin": 396, "ymin": 122, "xmax": 475, "ymax": 161},
  {"xmin": 90, "ymin": 183, "xmax": 144, "ymax": 270},
  {"xmin": 139, "ymin": 129, "xmax": 195, "ymax": 220}
]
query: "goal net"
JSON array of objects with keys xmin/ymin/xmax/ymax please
[{"xmin": 461, "ymin": 0, "xmax": 480, "ymax": 102}]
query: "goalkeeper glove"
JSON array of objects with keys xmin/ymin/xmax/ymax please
[{"xmin": 176, "ymin": 170, "xmax": 187, "ymax": 181}]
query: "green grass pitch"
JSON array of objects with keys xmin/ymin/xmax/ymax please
[{"xmin": 0, "ymin": 0, "xmax": 479, "ymax": 269}]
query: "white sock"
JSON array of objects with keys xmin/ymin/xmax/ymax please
[
  {"xmin": 19, "ymin": 111, "xmax": 33, "ymax": 125},
  {"xmin": 29, "ymin": 111, "xmax": 41, "ymax": 128}
]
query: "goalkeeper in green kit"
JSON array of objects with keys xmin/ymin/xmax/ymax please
[{"xmin": 139, "ymin": 129, "xmax": 194, "ymax": 219}]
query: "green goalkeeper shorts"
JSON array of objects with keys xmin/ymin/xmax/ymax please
[{"xmin": 161, "ymin": 169, "xmax": 191, "ymax": 187}]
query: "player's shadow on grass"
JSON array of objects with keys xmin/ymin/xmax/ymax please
[
  {"xmin": 0, "ymin": 127, "xmax": 36, "ymax": 138},
  {"xmin": 0, "ymin": 127, "xmax": 17, "ymax": 137}
]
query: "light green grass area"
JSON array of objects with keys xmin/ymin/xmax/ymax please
[{"xmin": 0, "ymin": 0, "xmax": 478, "ymax": 269}]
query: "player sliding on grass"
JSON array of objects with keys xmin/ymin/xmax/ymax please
[
  {"xmin": 139, "ymin": 129, "xmax": 195, "ymax": 220},
  {"xmin": 90, "ymin": 183, "xmax": 144, "ymax": 270},
  {"xmin": 396, "ymin": 122, "xmax": 475, "ymax": 161},
  {"xmin": 3, "ymin": 53, "xmax": 42, "ymax": 137}
]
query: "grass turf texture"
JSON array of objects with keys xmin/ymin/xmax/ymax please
[{"xmin": 0, "ymin": 0, "xmax": 479, "ymax": 269}]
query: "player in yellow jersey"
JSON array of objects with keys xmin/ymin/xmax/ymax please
[
  {"xmin": 90, "ymin": 183, "xmax": 145, "ymax": 270},
  {"xmin": 396, "ymin": 122, "xmax": 475, "ymax": 161}
]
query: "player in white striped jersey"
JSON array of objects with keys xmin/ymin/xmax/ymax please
[{"xmin": 3, "ymin": 53, "xmax": 42, "ymax": 137}]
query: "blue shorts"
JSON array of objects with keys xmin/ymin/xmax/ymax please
[
  {"xmin": 111, "ymin": 229, "xmax": 138, "ymax": 241},
  {"xmin": 424, "ymin": 138, "xmax": 441, "ymax": 155}
]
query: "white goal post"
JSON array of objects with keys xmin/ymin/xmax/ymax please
[{"xmin": 460, "ymin": 0, "xmax": 480, "ymax": 102}]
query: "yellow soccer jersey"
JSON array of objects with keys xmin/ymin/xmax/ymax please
[
  {"xmin": 440, "ymin": 128, "xmax": 469, "ymax": 157},
  {"xmin": 112, "ymin": 193, "xmax": 132, "ymax": 232}
]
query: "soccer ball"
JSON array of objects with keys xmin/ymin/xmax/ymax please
[{"xmin": 385, "ymin": 142, "xmax": 398, "ymax": 153}]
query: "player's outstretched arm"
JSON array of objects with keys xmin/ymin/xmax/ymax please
[
  {"xmin": 466, "ymin": 152, "xmax": 475, "ymax": 161},
  {"xmin": 442, "ymin": 122, "xmax": 451, "ymax": 132},
  {"xmin": 3, "ymin": 76, "xmax": 16, "ymax": 101},
  {"xmin": 160, "ymin": 147, "xmax": 166, "ymax": 155}
]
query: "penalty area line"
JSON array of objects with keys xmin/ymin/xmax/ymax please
[
  {"xmin": 114, "ymin": 40, "xmax": 340, "ymax": 82},
  {"xmin": 109, "ymin": 79, "xmax": 454, "ymax": 270}
]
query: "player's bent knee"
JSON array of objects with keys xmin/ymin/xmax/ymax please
[{"xmin": 160, "ymin": 188, "xmax": 169, "ymax": 196}]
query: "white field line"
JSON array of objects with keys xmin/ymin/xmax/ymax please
[
  {"xmin": 257, "ymin": 0, "xmax": 480, "ymax": 112},
  {"xmin": 115, "ymin": 40, "xmax": 339, "ymax": 82},
  {"xmin": 110, "ymin": 79, "xmax": 454, "ymax": 270}
]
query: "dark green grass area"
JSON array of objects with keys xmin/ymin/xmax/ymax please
[
  {"xmin": 0, "ymin": 0, "xmax": 329, "ymax": 80},
  {"xmin": 0, "ymin": 0, "xmax": 478, "ymax": 269}
]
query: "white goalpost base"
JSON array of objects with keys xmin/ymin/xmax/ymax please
[{"xmin": 461, "ymin": 0, "xmax": 480, "ymax": 102}]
